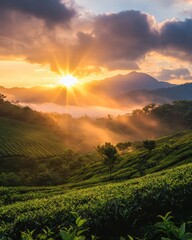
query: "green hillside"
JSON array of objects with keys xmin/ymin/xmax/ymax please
[
  {"xmin": 0, "ymin": 117, "xmax": 66, "ymax": 157},
  {"xmin": 1, "ymin": 116, "xmax": 192, "ymax": 186},
  {"xmin": 69, "ymin": 130, "xmax": 192, "ymax": 184},
  {"xmin": 0, "ymin": 163, "xmax": 192, "ymax": 239},
  {"xmin": 0, "ymin": 114, "xmax": 192, "ymax": 239}
]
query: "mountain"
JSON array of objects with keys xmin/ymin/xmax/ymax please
[
  {"xmin": 0, "ymin": 72, "xmax": 175, "ymax": 107},
  {"xmin": 85, "ymin": 71, "xmax": 174, "ymax": 97},
  {"xmin": 118, "ymin": 83, "xmax": 192, "ymax": 105}
]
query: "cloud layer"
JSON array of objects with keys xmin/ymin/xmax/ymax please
[
  {"xmin": 157, "ymin": 67, "xmax": 192, "ymax": 81},
  {"xmin": 0, "ymin": 1, "xmax": 192, "ymax": 77},
  {"xmin": 0, "ymin": 0, "xmax": 75, "ymax": 24},
  {"xmin": 160, "ymin": 19, "xmax": 192, "ymax": 61}
]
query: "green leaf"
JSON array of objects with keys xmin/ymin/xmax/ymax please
[
  {"xmin": 77, "ymin": 228, "xmax": 89, "ymax": 236},
  {"xmin": 183, "ymin": 232, "xmax": 192, "ymax": 240},
  {"xmin": 179, "ymin": 223, "xmax": 186, "ymax": 238},
  {"xmin": 76, "ymin": 217, "xmax": 81, "ymax": 226},
  {"xmin": 71, "ymin": 212, "xmax": 79, "ymax": 219},
  {"xmin": 74, "ymin": 236, "xmax": 86, "ymax": 240},
  {"xmin": 91, "ymin": 236, "xmax": 98, "ymax": 240},
  {"xmin": 77, "ymin": 219, "xmax": 86, "ymax": 228},
  {"xmin": 158, "ymin": 212, "xmax": 173, "ymax": 221},
  {"xmin": 128, "ymin": 235, "xmax": 134, "ymax": 240},
  {"xmin": 155, "ymin": 222, "xmax": 168, "ymax": 230},
  {"xmin": 60, "ymin": 230, "xmax": 72, "ymax": 240}
]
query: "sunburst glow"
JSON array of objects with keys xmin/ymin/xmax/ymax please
[{"xmin": 59, "ymin": 75, "xmax": 78, "ymax": 88}]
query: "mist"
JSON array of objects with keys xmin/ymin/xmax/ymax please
[
  {"xmin": 48, "ymin": 109, "xmax": 166, "ymax": 152},
  {"xmin": 26, "ymin": 103, "xmax": 133, "ymax": 118}
]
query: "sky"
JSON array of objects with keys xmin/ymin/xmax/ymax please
[{"xmin": 0, "ymin": 0, "xmax": 192, "ymax": 88}]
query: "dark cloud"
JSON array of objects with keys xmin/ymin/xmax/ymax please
[
  {"xmin": 0, "ymin": 0, "xmax": 75, "ymax": 25},
  {"xmin": 92, "ymin": 10, "xmax": 158, "ymax": 62},
  {"xmin": 49, "ymin": 10, "xmax": 156, "ymax": 73},
  {"xmin": 104, "ymin": 60, "xmax": 140, "ymax": 71},
  {"xmin": 57, "ymin": 10, "xmax": 157, "ymax": 73},
  {"xmin": 0, "ymin": 7, "xmax": 192, "ymax": 76},
  {"xmin": 71, "ymin": 11, "xmax": 192, "ymax": 73},
  {"xmin": 74, "ymin": 13, "xmax": 192, "ymax": 71},
  {"xmin": 89, "ymin": 13, "xmax": 192, "ymax": 68},
  {"xmin": 157, "ymin": 68, "xmax": 192, "ymax": 81},
  {"xmin": 160, "ymin": 19, "xmax": 192, "ymax": 60}
]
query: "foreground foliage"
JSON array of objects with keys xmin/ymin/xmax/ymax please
[
  {"xmin": 20, "ymin": 212, "xmax": 97, "ymax": 240},
  {"xmin": 0, "ymin": 164, "xmax": 192, "ymax": 239},
  {"xmin": 8, "ymin": 212, "xmax": 192, "ymax": 240},
  {"xmin": 155, "ymin": 212, "xmax": 192, "ymax": 240},
  {"xmin": 17, "ymin": 212, "xmax": 192, "ymax": 240}
]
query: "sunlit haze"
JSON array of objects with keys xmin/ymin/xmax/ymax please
[
  {"xmin": 0, "ymin": 0, "xmax": 192, "ymax": 89},
  {"xmin": 0, "ymin": 0, "xmax": 192, "ymax": 115},
  {"xmin": 0, "ymin": 2, "xmax": 192, "ymax": 236},
  {"xmin": 58, "ymin": 75, "xmax": 78, "ymax": 88}
]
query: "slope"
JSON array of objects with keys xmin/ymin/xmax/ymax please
[
  {"xmin": 0, "ymin": 163, "xmax": 192, "ymax": 239},
  {"xmin": 68, "ymin": 130, "xmax": 192, "ymax": 183},
  {"xmin": 0, "ymin": 117, "xmax": 66, "ymax": 158}
]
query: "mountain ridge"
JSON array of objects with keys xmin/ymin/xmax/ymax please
[
  {"xmin": 84, "ymin": 71, "xmax": 174, "ymax": 97},
  {"xmin": 0, "ymin": 71, "xmax": 176, "ymax": 107},
  {"xmin": 117, "ymin": 82, "xmax": 192, "ymax": 105}
]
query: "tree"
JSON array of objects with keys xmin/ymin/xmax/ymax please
[
  {"xmin": 116, "ymin": 142, "xmax": 131, "ymax": 151},
  {"xmin": 142, "ymin": 103, "xmax": 156, "ymax": 115},
  {"xmin": 95, "ymin": 142, "xmax": 120, "ymax": 179},
  {"xmin": 143, "ymin": 140, "xmax": 156, "ymax": 153}
]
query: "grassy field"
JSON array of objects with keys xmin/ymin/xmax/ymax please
[
  {"xmin": 68, "ymin": 130, "xmax": 192, "ymax": 183},
  {"xmin": 0, "ymin": 117, "xmax": 192, "ymax": 186},
  {"xmin": 0, "ymin": 163, "xmax": 192, "ymax": 239},
  {"xmin": 0, "ymin": 117, "xmax": 66, "ymax": 157},
  {"xmin": 0, "ymin": 116, "xmax": 192, "ymax": 239}
]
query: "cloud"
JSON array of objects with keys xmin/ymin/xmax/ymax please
[
  {"xmin": 0, "ymin": 0, "xmax": 75, "ymax": 25},
  {"xmin": 89, "ymin": 13, "xmax": 192, "ymax": 69},
  {"xmin": 160, "ymin": 19, "xmax": 192, "ymax": 61},
  {"xmin": 104, "ymin": 60, "xmax": 140, "ymax": 71},
  {"xmin": 53, "ymin": 10, "xmax": 157, "ymax": 73},
  {"xmin": 158, "ymin": 0, "xmax": 192, "ymax": 5},
  {"xmin": 25, "ymin": 10, "xmax": 152, "ymax": 74},
  {"xmin": 92, "ymin": 10, "xmax": 158, "ymax": 62},
  {"xmin": 0, "ymin": 6, "xmax": 192, "ymax": 77},
  {"xmin": 157, "ymin": 67, "xmax": 192, "ymax": 81}
]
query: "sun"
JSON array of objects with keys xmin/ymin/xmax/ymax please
[{"xmin": 59, "ymin": 75, "xmax": 78, "ymax": 88}]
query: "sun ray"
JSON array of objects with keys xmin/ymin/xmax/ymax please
[{"xmin": 59, "ymin": 74, "xmax": 78, "ymax": 88}]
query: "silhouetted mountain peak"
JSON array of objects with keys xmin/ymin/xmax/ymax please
[{"xmin": 85, "ymin": 71, "xmax": 174, "ymax": 96}]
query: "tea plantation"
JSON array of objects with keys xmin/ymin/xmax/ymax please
[
  {"xmin": 68, "ymin": 130, "xmax": 192, "ymax": 184},
  {"xmin": 0, "ymin": 118, "xmax": 66, "ymax": 157},
  {"xmin": 0, "ymin": 163, "xmax": 192, "ymax": 239}
]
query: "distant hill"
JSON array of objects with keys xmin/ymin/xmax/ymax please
[
  {"xmin": 0, "ymin": 72, "xmax": 174, "ymax": 107},
  {"xmin": 0, "ymin": 117, "xmax": 66, "ymax": 158},
  {"xmin": 85, "ymin": 71, "xmax": 174, "ymax": 97},
  {"xmin": 118, "ymin": 83, "xmax": 192, "ymax": 105}
]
